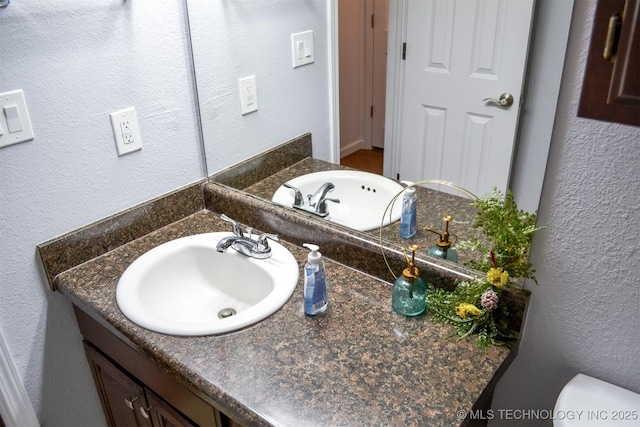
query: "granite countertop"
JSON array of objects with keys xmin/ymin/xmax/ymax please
[{"xmin": 54, "ymin": 209, "xmax": 516, "ymax": 427}]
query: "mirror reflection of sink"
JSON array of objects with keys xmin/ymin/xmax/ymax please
[
  {"xmin": 272, "ymin": 170, "xmax": 405, "ymax": 232},
  {"xmin": 116, "ymin": 232, "xmax": 299, "ymax": 336}
]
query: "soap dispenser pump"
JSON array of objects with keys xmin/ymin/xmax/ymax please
[
  {"xmin": 425, "ymin": 215, "xmax": 458, "ymax": 262},
  {"xmin": 303, "ymin": 243, "xmax": 328, "ymax": 316},
  {"xmin": 392, "ymin": 245, "xmax": 428, "ymax": 316}
]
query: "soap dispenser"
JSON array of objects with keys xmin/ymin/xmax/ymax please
[
  {"xmin": 400, "ymin": 186, "xmax": 417, "ymax": 239},
  {"xmin": 303, "ymin": 243, "xmax": 328, "ymax": 315},
  {"xmin": 392, "ymin": 245, "xmax": 428, "ymax": 316},
  {"xmin": 425, "ymin": 215, "xmax": 458, "ymax": 262}
]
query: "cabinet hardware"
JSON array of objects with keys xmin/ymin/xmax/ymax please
[
  {"xmin": 124, "ymin": 396, "xmax": 138, "ymax": 410},
  {"xmin": 140, "ymin": 406, "xmax": 152, "ymax": 419},
  {"xmin": 603, "ymin": 13, "xmax": 621, "ymax": 62}
]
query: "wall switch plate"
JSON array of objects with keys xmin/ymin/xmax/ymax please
[
  {"xmin": 239, "ymin": 76, "xmax": 258, "ymax": 115},
  {"xmin": 109, "ymin": 107, "xmax": 142, "ymax": 156},
  {"xmin": 291, "ymin": 30, "xmax": 314, "ymax": 68},
  {"xmin": 0, "ymin": 89, "xmax": 35, "ymax": 149}
]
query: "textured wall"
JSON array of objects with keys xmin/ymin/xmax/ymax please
[
  {"xmin": 491, "ymin": 1, "xmax": 640, "ymax": 425},
  {"xmin": 188, "ymin": 0, "xmax": 331, "ymax": 175},
  {"xmin": 0, "ymin": 1, "xmax": 203, "ymax": 425},
  {"xmin": 2, "ymin": 0, "xmax": 638, "ymax": 425}
]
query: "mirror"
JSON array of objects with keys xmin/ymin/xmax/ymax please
[
  {"xmin": 186, "ymin": 0, "xmax": 570, "ymax": 268},
  {"xmin": 209, "ymin": 134, "xmax": 486, "ymax": 266}
]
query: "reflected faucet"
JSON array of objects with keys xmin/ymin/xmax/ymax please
[
  {"xmin": 307, "ymin": 182, "xmax": 335, "ymax": 208},
  {"xmin": 283, "ymin": 183, "xmax": 304, "ymax": 207},
  {"xmin": 282, "ymin": 181, "xmax": 340, "ymax": 218}
]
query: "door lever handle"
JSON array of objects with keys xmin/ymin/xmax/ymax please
[{"xmin": 483, "ymin": 93, "xmax": 514, "ymax": 107}]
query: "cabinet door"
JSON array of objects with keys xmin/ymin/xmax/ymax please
[
  {"xmin": 218, "ymin": 413, "xmax": 244, "ymax": 427},
  {"xmin": 578, "ymin": 0, "xmax": 640, "ymax": 126},
  {"xmin": 84, "ymin": 342, "xmax": 152, "ymax": 427},
  {"xmin": 146, "ymin": 389, "xmax": 197, "ymax": 427}
]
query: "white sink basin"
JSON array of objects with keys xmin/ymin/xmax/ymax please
[
  {"xmin": 272, "ymin": 170, "xmax": 404, "ymax": 232},
  {"xmin": 116, "ymin": 232, "xmax": 299, "ymax": 336}
]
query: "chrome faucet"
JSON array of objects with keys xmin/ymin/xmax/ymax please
[
  {"xmin": 315, "ymin": 196, "xmax": 340, "ymax": 215},
  {"xmin": 216, "ymin": 215, "xmax": 279, "ymax": 259},
  {"xmin": 307, "ymin": 182, "xmax": 335, "ymax": 208},
  {"xmin": 283, "ymin": 183, "xmax": 304, "ymax": 207},
  {"xmin": 283, "ymin": 181, "xmax": 340, "ymax": 217}
]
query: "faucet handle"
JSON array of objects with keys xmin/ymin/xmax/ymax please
[
  {"xmin": 283, "ymin": 183, "xmax": 304, "ymax": 207},
  {"xmin": 220, "ymin": 214, "xmax": 243, "ymax": 237},
  {"xmin": 257, "ymin": 233, "xmax": 279, "ymax": 252},
  {"xmin": 245, "ymin": 227, "xmax": 254, "ymax": 239},
  {"xmin": 317, "ymin": 197, "xmax": 340, "ymax": 215}
]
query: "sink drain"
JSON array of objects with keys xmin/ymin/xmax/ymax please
[{"xmin": 218, "ymin": 308, "xmax": 237, "ymax": 319}]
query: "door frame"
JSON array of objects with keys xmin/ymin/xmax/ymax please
[
  {"xmin": 329, "ymin": 0, "xmax": 575, "ymax": 213},
  {"xmin": 0, "ymin": 328, "xmax": 39, "ymax": 426}
]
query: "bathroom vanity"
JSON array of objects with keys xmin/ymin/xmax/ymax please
[{"xmin": 39, "ymin": 174, "xmax": 529, "ymax": 426}]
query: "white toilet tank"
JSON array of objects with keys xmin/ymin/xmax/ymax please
[{"xmin": 554, "ymin": 373, "xmax": 640, "ymax": 426}]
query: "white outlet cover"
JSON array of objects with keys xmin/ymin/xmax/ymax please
[
  {"xmin": 239, "ymin": 75, "xmax": 258, "ymax": 115},
  {"xmin": 109, "ymin": 107, "xmax": 142, "ymax": 156},
  {"xmin": 0, "ymin": 89, "xmax": 35, "ymax": 149}
]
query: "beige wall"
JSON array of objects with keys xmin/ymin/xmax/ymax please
[{"xmin": 339, "ymin": 0, "xmax": 367, "ymax": 157}]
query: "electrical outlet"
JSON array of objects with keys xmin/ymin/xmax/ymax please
[
  {"xmin": 239, "ymin": 76, "xmax": 258, "ymax": 115},
  {"xmin": 110, "ymin": 107, "xmax": 142, "ymax": 156},
  {"xmin": 120, "ymin": 120, "xmax": 134, "ymax": 144}
]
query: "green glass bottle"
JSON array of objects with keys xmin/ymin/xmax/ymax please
[
  {"xmin": 392, "ymin": 245, "xmax": 427, "ymax": 316},
  {"xmin": 425, "ymin": 215, "xmax": 458, "ymax": 262}
]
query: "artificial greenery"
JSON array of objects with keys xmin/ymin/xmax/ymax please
[
  {"xmin": 428, "ymin": 277, "xmax": 519, "ymax": 349},
  {"xmin": 426, "ymin": 188, "xmax": 544, "ymax": 349},
  {"xmin": 457, "ymin": 188, "xmax": 543, "ymax": 283}
]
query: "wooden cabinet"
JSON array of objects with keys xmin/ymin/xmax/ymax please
[
  {"xmin": 578, "ymin": 0, "xmax": 640, "ymax": 126},
  {"xmin": 146, "ymin": 389, "xmax": 200, "ymax": 427},
  {"xmin": 74, "ymin": 306, "xmax": 245, "ymax": 427},
  {"xmin": 84, "ymin": 342, "xmax": 196, "ymax": 427}
]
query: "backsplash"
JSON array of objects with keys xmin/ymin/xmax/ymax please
[
  {"xmin": 37, "ymin": 182, "xmax": 205, "ymax": 290},
  {"xmin": 210, "ymin": 133, "xmax": 312, "ymax": 189}
]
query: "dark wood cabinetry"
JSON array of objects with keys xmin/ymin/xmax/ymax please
[
  {"xmin": 578, "ymin": 0, "xmax": 640, "ymax": 126},
  {"xmin": 74, "ymin": 306, "xmax": 245, "ymax": 427},
  {"xmin": 84, "ymin": 342, "xmax": 196, "ymax": 427}
]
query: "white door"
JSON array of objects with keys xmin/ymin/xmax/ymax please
[{"xmin": 395, "ymin": 0, "xmax": 535, "ymax": 196}]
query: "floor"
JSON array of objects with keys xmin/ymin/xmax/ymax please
[{"xmin": 340, "ymin": 148, "xmax": 384, "ymax": 175}]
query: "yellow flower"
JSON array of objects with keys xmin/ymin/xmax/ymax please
[
  {"xmin": 456, "ymin": 303, "xmax": 482, "ymax": 319},
  {"xmin": 487, "ymin": 267, "xmax": 509, "ymax": 287}
]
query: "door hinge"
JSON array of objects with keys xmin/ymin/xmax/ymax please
[
  {"xmin": 397, "ymin": 173, "xmax": 400, "ymax": 180},
  {"xmin": 402, "ymin": 43, "xmax": 406, "ymax": 60},
  {"xmin": 370, "ymin": 105, "xmax": 374, "ymax": 117},
  {"xmin": 371, "ymin": 13, "xmax": 375, "ymax": 28}
]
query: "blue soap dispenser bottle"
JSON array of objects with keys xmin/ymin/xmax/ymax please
[
  {"xmin": 303, "ymin": 243, "xmax": 328, "ymax": 315},
  {"xmin": 400, "ymin": 186, "xmax": 417, "ymax": 239},
  {"xmin": 425, "ymin": 215, "xmax": 458, "ymax": 262},
  {"xmin": 392, "ymin": 244, "xmax": 428, "ymax": 316}
]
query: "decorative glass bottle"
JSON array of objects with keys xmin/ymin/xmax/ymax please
[
  {"xmin": 425, "ymin": 215, "xmax": 458, "ymax": 262},
  {"xmin": 392, "ymin": 244, "xmax": 427, "ymax": 316}
]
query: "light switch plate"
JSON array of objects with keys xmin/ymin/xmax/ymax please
[
  {"xmin": 0, "ymin": 89, "xmax": 35, "ymax": 149},
  {"xmin": 291, "ymin": 30, "xmax": 314, "ymax": 68},
  {"xmin": 109, "ymin": 107, "xmax": 142, "ymax": 156}
]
